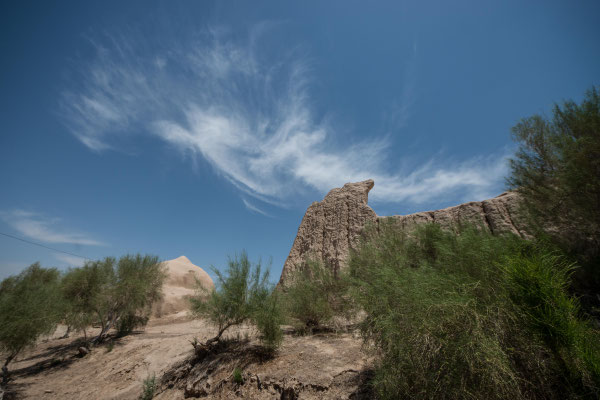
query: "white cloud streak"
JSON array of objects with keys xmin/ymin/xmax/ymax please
[
  {"xmin": 0, "ymin": 210, "xmax": 105, "ymax": 246},
  {"xmin": 242, "ymin": 198, "xmax": 271, "ymax": 217},
  {"xmin": 61, "ymin": 26, "xmax": 508, "ymax": 208}
]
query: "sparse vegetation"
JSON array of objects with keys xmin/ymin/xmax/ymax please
[
  {"xmin": 139, "ymin": 373, "xmax": 157, "ymax": 400},
  {"xmin": 349, "ymin": 222, "xmax": 600, "ymax": 399},
  {"xmin": 0, "ymin": 254, "xmax": 164, "ymax": 386},
  {"xmin": 190, "ymin": 251, "xmax": 283, "ymax": 351},
  {"xmin": 61, "ymin": 254, "xmax": 166, "ymax": 343},
  {"xmin": 0, "ymin": 263, "xmax": 63, "ymax": 384},
  {"xmin": 232, "ymin": 367, "xmax": 244, "ymax": 384},
  {"xmin": 252, "ymin": 290, "xmax": 284, "ymax": 351},
  {"xmin": 282, "ymin": 258, "xmax": 348, "ymax": 333}
]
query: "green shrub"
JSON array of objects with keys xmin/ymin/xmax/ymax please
[
  {"xmin": 507, "ymin": 86, "xmax": 600, "ymax": 296},
  {"xmin": 283, "ymin": 258, "xmax": 348, "ymax": 333},
  {"xmin": 0, "ymin": 263, "xmax": 63, "ymax": 383},
  {"xmin": 253, "ymin": 291, "xmax": 284, "ymax": 350},
  {"xmin": 116, "ymin": 313, "xmax": 149, "ymax": 336},
  {"xmin": 190, "ymin": 251, "xmax": 283, "ymax": 350},
  {"xmin": 232, "ymin": 367, "xmax": 244, "ymax": 384},
  {"xmin": 503, "ymin": 248, "xmax": 600, "ymax": 389},
  {"xmin": 60, "ymin": 265, "xmax": 101, "ymax": 340},
  {"xmin": 61, "ymin": 254, "xmax": 166, "ymax": 343},
  {"xmin": 109, "ymin": 254, "xmax": 166, "ymax": 335},
  {"xmin": 349, "ymin": 222, "xmax": 599, "ymax": 399},
  {"xmin": 139, "ymin": 373, "xmax": 157, "ymax": 400}
]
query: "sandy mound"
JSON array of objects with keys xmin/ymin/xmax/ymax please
[{"xmin": 153, "ymin": 256, "xmax": 214, "ymax": 317}]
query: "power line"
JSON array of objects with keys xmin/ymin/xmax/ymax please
[{"xmin": 0, "ymin": 231, "xmax": 90, "ymax": 260}]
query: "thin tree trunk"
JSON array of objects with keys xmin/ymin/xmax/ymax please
[
  {"xmin": 60, "ymin": 325, "xmax": 71, "ymax": 339},
  {"xmin": 92, "ymin": 313, "xmax": 117, "ymax": 344},
  {"xmin": 2, "ymin": 351, "xmax": 18, "ymax": 385},
  {"xmin": 92, "ymin": 327, "xmax": 108, "ymax": 344},
  {"xmin": 205, "ymin": 323, "xmax": 233, "ymax": 346}
]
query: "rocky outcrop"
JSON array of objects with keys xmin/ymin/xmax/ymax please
[
  {"xmin": 278, "ymin": 180, "xmax": 378, "ymax": 287},
  {"xmin": 381, "ymin": 191, "xmax": 527, "ymax": 237},
  {"xmin": 278, "ymin": 180, "xmax": 526, "ymax": 288}
]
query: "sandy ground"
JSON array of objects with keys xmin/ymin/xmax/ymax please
[
  {"xmin": 3, "ymin": 316, "xmax": 371, "ymax": 399},
  {"xmin": 5, "ymin": 315, "xmax": 206, "ymax": 399}
]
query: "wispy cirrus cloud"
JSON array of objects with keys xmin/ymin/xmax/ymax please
[
  {"xmin": 61, "ymin": 25, "xmax": 508, "ymax": 209},
  {"xmin": 0, "ymin": 210, "xmax": 105, "ymax": 246},
  {"xmin": 242, "ymin": 198, "xmax": 272, "ymax": 217}
]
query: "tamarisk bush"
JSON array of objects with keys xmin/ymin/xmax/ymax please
[{"xmin": 190, "ymin": 251, "xmax": 283, "ymax": 351}]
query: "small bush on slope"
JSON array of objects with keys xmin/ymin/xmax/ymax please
[
  {"xmin": 282, "ymin": 258, "xmax": 348, "ymax": 333},
  {"xmin": 139, "ymin": 373, "xmax": 157, "ymax": 400},
  {"xmin": 253, "ymin": 290, "xmax": 284, "ymax": 351},
  {"xmin": 190, "ymin": 251, "xmax": 283, "ymax": 350},
  {"xmin": 349, "ymin": 222, "xmax": 600, "ymax": 399}
]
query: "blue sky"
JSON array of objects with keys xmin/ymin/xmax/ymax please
[{"xmin": 1, "ymin": 0, "xmax": 598, "ymax": 282}]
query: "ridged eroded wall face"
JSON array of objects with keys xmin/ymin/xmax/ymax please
[
  {"xmin": 380, "ymin": 191, "xmax": 527, "ymax": 237},
  {"xmin": 277, "ymin": 180, "xmax": 378, "ymax": 287},
  {"xmin": 277, "ymin": 180, "xmax": 527, "ymax": 288}
]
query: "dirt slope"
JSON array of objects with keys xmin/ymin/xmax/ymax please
[{"xmin": 5, "ymin": 319, "xmax": 370, "ymax": 399}]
